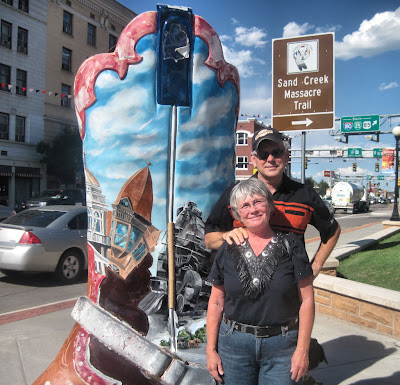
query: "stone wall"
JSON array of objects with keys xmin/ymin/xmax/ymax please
[{"xmin": 314, "ymin": 274, "xmax": 400, "ymax": 340}]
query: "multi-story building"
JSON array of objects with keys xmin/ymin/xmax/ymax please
[
  {"xmin": 44, "ymin": 0, "xmax": 136, "ymax": 186},
  {"xmin": 0, "ymin": 0, "xmax": 136, "ymax": 208},
  {"xmin": 235, "ymin": 118, "xmax": 271, "ymax": 181},
  {"xmin": 0, "ymin": 0, "xmax": 47, "ymax": 208}
]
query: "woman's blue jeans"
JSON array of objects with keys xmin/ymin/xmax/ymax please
[{"xmin": 217, "ymin": 319, "xmax": 301, "ymax": 385}]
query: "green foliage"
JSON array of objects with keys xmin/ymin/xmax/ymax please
[
  {"xmin": 337, "ymin": 232, "xmax": 400, "ymax": 291},
  {"xmin": 36, "ymin": 127, "xmax": 83, "ymax": 184},
  {"xmin": 317, "ymin": 180, "xmax": 330, "ymax": 196},
  {"xmin": 194, "ymin": 325, "xmax": 207, "ymax": 343},
  {"xmin": 305, "ymin": 177, "xmax": 316, "ymax": 187},
  {"xmin": 160, "ymin": 340, "xmax": 170, "ymax": 347},
  {"xmin": 178, "ymin": 329, "xmax": 193, "ymax": 341}
]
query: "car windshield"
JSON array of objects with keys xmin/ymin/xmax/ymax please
[
  {"xmin": 3, "ymin": 210, "xmax": 66, "ymax": 227},
  {"xmin": 37, "ymin": 190, "xmax": 63, "ymax": 198}
]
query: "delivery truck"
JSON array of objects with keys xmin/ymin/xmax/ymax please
[{"xmin": 331, "ymin": 182, "xmax": 369, "ymax": 214}]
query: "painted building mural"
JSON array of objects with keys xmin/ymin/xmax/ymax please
[{"xmin": 34, "ymin": 5, "xmax": 239, "ymax": 384}]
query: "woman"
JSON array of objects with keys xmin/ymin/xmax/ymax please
[{"xmin": 206, "ymin": 178, "xmax": 314, "ymax": 384}]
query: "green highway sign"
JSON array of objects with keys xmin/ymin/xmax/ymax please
[
  {"xmin": 347, "ymin": 148, "xmax": 363, "ymax": 157},
  {"xmin": 378, "ymin": 175, "xmax": 384, "ymax": 180},
  {"xmin": 341, "ymin": 115, "xmax": 380, "ymax": 133},
  {"xmin": 373, "ymin": 148, "xmax": 383, "ymax": 158},
  {"xmin": 367, "ymin": 175, "xmax": 372, "ymax": 180}
]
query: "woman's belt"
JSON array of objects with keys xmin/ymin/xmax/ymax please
[{"xmin": 223, "ymin": 315, "xmax": 298, "ymax": 338}]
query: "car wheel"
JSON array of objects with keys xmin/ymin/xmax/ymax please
[{"xmin": 55, "ymin": 250, "xmax": 83, "ymax": 284}]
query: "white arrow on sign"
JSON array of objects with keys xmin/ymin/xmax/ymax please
[{"xmin": 292, "ymin": 118, "xmax": 313, "ymax": 127}]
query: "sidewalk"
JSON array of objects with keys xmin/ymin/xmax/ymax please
[{"xmin": 1, "ymin": 222, "xmax": 400, "ymax": 384}]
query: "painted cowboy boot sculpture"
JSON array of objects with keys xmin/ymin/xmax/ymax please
[{"xmin": 34, "ymin": 4, "xmax": 239, "ymax": 384}]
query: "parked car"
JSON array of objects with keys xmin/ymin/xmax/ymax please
[
  {"xmin": 0, "ymin": 205, "xmax": 16, "ymax": 222},
  {"xmin": 17, "ymin": 188, "xmax": 85, "ymax": 211},
  {"xmin": 0, "ymin": 206, "xmax": 88, "ymax": 283},
  {"xmin": 323, "ymin": 199, "xmax": 335, "ymax": 215}
]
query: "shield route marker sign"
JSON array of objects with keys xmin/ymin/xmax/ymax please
[{"xmin": 272, "ymin": 33, "xmax": 334, "ymax": 131}]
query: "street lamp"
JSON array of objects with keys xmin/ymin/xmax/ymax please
[{"xmin": 390, "ymin": 125, "xmax": 400, "ymax": 221}]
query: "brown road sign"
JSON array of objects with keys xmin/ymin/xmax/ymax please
[{"xmin": 272, "ymin": 33, "xmax": 334, "ymax": 131}]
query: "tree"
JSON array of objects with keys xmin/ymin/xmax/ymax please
[
  {"xmin": 305, "ymin": 177, "xmax": 316, "ymax": 187},
  {"xmin": 317, "ymin": 180, "xmax": 330, "ymax": 197},
  {"xmin": 36, "ymin": 128, "xmax": 83, "ymax": 186}
]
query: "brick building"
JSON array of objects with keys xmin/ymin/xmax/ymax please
[{"xmin": 235, "ymin": 118, "xmax": 271, "ymax": 181}]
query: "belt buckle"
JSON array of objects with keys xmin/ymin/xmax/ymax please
[{"xmin": 255, "ymin": 327, "xmax": 269, "ymax": 338}]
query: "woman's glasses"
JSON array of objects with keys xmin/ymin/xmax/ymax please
[
  {"xmin": 238, "ymin": 199, "xmax": 267, "ymax": 213},
  {"xmin": 255, "ymin": 148, "xmax": 285, "ymax": 160}
]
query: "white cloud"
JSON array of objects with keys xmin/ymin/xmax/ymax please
[
  {"xmin": 235, "ymin": 26, "xmax": 267, "ymax": 48},
  {"xmin": 379, "ymin": 82, "xmax": 399, "ymax": 91},
  {"xmin": 177, "ymin": 135, "xmax": 234, "ymax": 159},
  {"xmin": 283, "ymin": 22, "xmax": 313, "ymax": 38},
  {"xmin": 193, "ymin": 52, "xmax": 214, "ymax": 84},
  {"xmin": 180, "ymin": 89, "xmax": 236, "ymax": 131},
  {"xmin": 336, "ymin": 7, "xmax": 400, "ymax": 60},
  {"xmin": 87, "ymin": 86, "xmax": 150, "ymax": 143},
  {"xmin": 240, "ymin": 86, "xmax": 271, "ymax": 118},
  {"xmin": 219, "ymin": 34, "xmax": 231, "ymax": 43},
  {"xmin": 231, "ymin": 17, "xmax": 239, "ymax": 25},
  {"xmin": 221, "ymin": 43, "xmax": 254, "ymax": 78}
]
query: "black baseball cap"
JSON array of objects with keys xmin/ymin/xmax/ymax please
[{"xmin": 252, "ymin": 127, "xmax": 285, "ymax": 152}]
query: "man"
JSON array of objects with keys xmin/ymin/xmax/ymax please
[{"xmin": 205, "ymin": 127, "xmax": 340, "ymax": 278}]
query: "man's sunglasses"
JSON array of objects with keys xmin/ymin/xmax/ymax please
[{"xmin": 255, "ymin": 148, "xmax": 285, "ymax": 160}]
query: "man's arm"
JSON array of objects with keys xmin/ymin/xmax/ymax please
[
  {"xmin": 204, "ymin": 228, "xmax": 249, "ymax": 250},
  {"xmin": 311, "ymin": 224, "xmax": 341, "ymax": 278}
]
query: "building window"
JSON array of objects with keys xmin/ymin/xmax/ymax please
[
  {"xmin": 63, "ymin": 11, "xmax": 73, "ymax": 35},
  {"xmin": 1, "ymin": 20, "xmax": 12, "ymax": 49},
  {"xmin": 236, "ymin": 156, "xmax": 248, "ymax": 170},
  {"xmin": 61, "ymin": 83, "xmax": 71, "ymax": 107},
  {"xmin": 236, "ymin": 132, "xmax": 248, "ymax": 146},
  {"xmin": 15, "ymin": 116, "xmax": 25, "ymax": 142},
  {"xmin": 62, "ymin": 47, "xmax": 72, "ymax": 71},
  {"xmin": 17, "ymin": 27, "xmax": 28, "ymax": 54},
  {"xmin": 0, "ymin": 64, "xmax": 11, "ymax": 92},
  {"xmin": 109, "ymin": 34, "xmax": 117, "ymax": 51},
  {"xmin": 1, "ymin": 0, "xmax": 13, "ymax": 5},
  {"xmin": 18, "ymin": 0, "xmax": 28, "ymax": 12},
  {"xmin": 16, "ymin": 69, "xmax": 27, "ymax": 96},
  {"xmin": 87, "ymin": 23, "xmax": 96, "ymax": 46},
  {"xmin": 0, "ymin": 113, "xmax": 9, "ymax": 140}
]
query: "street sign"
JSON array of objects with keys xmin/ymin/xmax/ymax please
[
  {"xmin": 373, "ymin": 148, "xmax": 383, "ymax": 158},
  {"xmin": 324, "ymin": 170, "xmax": 335, "ymax": 177},
  {"xmin": 347, "ymin": 148, "xmax": 363, "ymax": 157},
  {"xmin": 341, "ymin": 115, "xmax": 380, "ymax": 133},
  {"xmin": 378, "ymin": 175, "xmax": 384, "ymax": 180},
  {"xmin": 366, "ymin": 175, "xmax": 372, "ymax": 180},
  {"xmin": 272, "ymin": 33, "xmax": 334, "ymax": 131}
]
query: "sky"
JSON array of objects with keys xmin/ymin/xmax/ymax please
[{"xmin": 117, "ymin": 0, "xmax": 400, "ymax": 189}]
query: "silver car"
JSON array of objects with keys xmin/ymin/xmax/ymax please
[
  {"xmin": 0, "ymin": 205, "xmax": 16, "ymax": 222},
  {"xmin": 0, "ymin": 205, "xmax": 87, "ymax": 283}
]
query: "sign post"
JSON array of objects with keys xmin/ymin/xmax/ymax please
[{"xmin": 272, "ymin": 33, "xmax": 334, "ymax": 131}]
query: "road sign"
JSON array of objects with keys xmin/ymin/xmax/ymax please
[
  {"xmin": 347, "ymin": 148, "xmax": 363, "ymax": 157},
  {"xmin": 373, "ymin": 148, "xmax": 383, "ymax": 158},
  {"xmin": 272, "ymin": 33, "xmax": 334, "ymax": 131},
  {"xmin": 378, "ymin": 175, "xmax": 384, "ymax": 180},
  {"xmin": 341, "ymin": 115, "xmax": 380, "ymax": 133},
  {"xmin": 366, "ymin": 175, "xmax": 372, "ymax": 180}
]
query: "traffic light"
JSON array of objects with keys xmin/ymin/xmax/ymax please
[
  {"xmin": 353, "ymin": 163, "xmax": 357, "ymax": 172},
  {"xmin": 375, "ymin": 163, "xmax": 379, "ymax": 172},
  {"xmin": 305, "ymin": 157, "xmax": 308, "ymax": 169}
]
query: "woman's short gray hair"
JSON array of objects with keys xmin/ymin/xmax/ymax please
[{"xmin": 230, "ymin": 178, "xmax": 275, "ymax": 221}]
